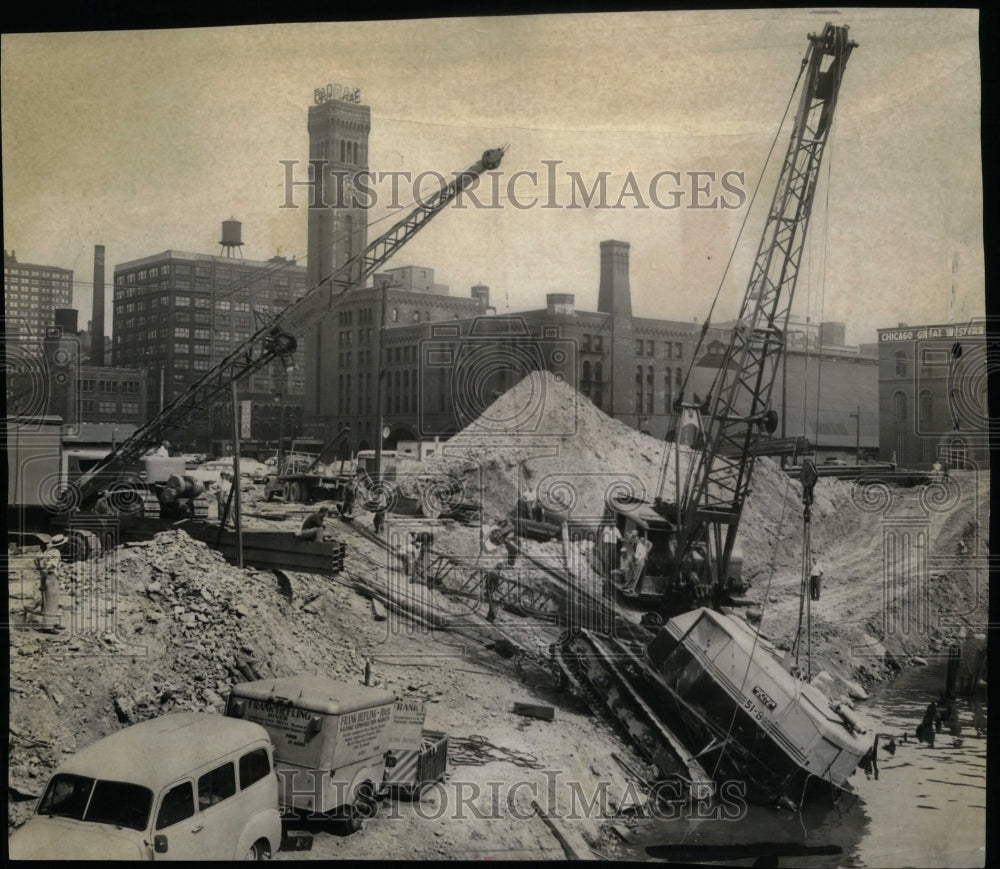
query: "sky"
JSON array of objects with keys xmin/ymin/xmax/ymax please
[{"xmin": 2, "ymin": 8, "xmax": 984, "ymax": 348}]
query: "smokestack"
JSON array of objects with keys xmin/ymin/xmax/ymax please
[
  {"xmin": 92, "ymin": 245, "xmax": 105, "ymax": 367},
  {"xmin": 598, "ymin": 240, "xmax": 632, "ymax": 316}
]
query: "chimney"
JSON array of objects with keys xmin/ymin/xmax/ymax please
[
  {"xmin": 546, "ymin": 293, "xmax": 575, "ymax": 316},
  {"xmin": 92, "ymin": 245, "xmax": 105, "ymax": 367},
  {"xmin": 598, "ymin": 240, "xmax": 632, "ymax": 315},
  {"xmin": 471, "ymin": 285, "xmax": 490, "ymax": 308}
]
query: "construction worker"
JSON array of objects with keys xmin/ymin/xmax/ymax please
[
  {"xmin": 372, "ymin": 491, "xmax": 388, "ymax": 535},
  {"xmin": 298, "ymin": 506, "xmax": 330, "ymax": 541},
  {"xmin": 626, "ymin": 532, "xmax": 652, "ymax": 594},
  {"xmin": 339, "ymin": 472, "xmax": 358, "ymax": 518},
  {"xmin": 809, "ymin": 557, "xmax": 824, "ymax": 601},
  {"xmin": 35, "ymin": 535, "xmax": 66, "ymax": 632},
  {"xmin": 519, "ymin": 481, "xmax": 542, "ymax": 522}
]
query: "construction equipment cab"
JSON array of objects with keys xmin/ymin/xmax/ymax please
[{"xmin": 8, "ymin": 712, "xmax": 282, "ymax": 861}]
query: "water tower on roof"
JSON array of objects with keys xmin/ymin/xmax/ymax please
[{"xmin": 219, "ymin": 218, "xmax": 244, "ymax": 258}]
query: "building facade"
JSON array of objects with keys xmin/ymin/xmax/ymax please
[
  {"xmin": 877, "ymin": 321, "xmax": 990, "ymax": 469},
  {"xmin": 113, "ymin": 245, "xmax": 308, "ymax": 454},
  {"xmin": 4, "ymin": 250, "xmax": 73, "ymax": 339}
]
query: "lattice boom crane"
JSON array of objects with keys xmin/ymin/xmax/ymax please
[
  {"xmin": 66, "ymin": 147, "xmax": 507, "ymax": 511},
  {"xmin": 674, "ymin": 24, "xmax": 856, "ymax": 591}
]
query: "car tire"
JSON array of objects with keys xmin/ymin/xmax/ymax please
[{"xmin": 244, "ymin": 839, "xmax": 269, "ymax": 860}]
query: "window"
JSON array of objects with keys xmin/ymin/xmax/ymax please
[
  {"xmin": 217, "ymin": 300, "xmax": 231, "ymax": 311},
  {"xmin": 635, "ymin": 339, "xmax": 644, "ymax": 356},
  {"xmin": 664, "ymin": 372, "xmax": 673, "ymax": 414},
  {"xmin": 635, "ymin": 366, "xmax": 643, "ymax": 411},
  {"xmin": 675, "ymin": 367, "xmax": 682, "ymax": 388},
  {"xmin": 893, "ymin": 391, "xmax": 907, "ymax": 422},
  {"xmin": 156, "ymin": 782, "xmax": 194, "ymax": 830},
  {"xmin": 391, "ymin": 308, "xmax": 398, "ymax": 322},
  {"xmin": 646, "ymin": 365, "xmax": 654, "ymax": 413},
  {"xmin": 919, "ymin": 390, "xmax": 933, "ymax": 426},
  {"xmin": 239, "ymin": 749, "xmax": 271, "ymax": 789},
  {"xmin": 99, "ymin": 400, "xmax": 117, "ymax": 414},
  {"xmin": 174, "ymin": 327, "xmax": 190, "ymax": 338},
  {"xmin": 646, "ymin": 340, "xmax": 654, "ymax": 357},
  {"xmin": 894, "ymin": 350, "xmax": 907, "ymax": 378},
  {"xmin": 664, "ymin": 342, "xmax": 673, "ymax": 359},
  {"xmin": 175, "ymin": 295, "xmax": 190, "ymax": 307},
  {"xmin": 593, "ymin": 336, "xmax": 603, "ymax": 353},
  {"xmin": 193, "ymin": 359, "xmax": 210, "ymax": 371},
  {"xmin": 198, "ymin": 762, "xmax": 236, "ymax": 809},
  {"xmin": 175, "ymin": 342, "xmax": 190, "ymax": 354},
  {"xmin": 949, "ymin": 438, "xmax": 967, "ymax": 470},
  {"xmin": 675, "ymin": 342, "xmax": 683, "ymax": 358}
]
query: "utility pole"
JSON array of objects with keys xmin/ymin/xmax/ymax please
[
  {"xmin": 850, "ymin": 405, "xmax": 860, "ymax": 463},
  {"xmin": 374, "ymin": 278, "xmax": 389, "ymax": 482},
  {"xmin": 230, "ymin": 380, "xmax": 244, "ymax": 568}
]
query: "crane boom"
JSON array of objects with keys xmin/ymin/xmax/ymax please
[
  {"xmin": 675, "ymin": 23, "xmax": 856, "ymax": 581},
  {"xmin": 68, "ymin": 147, "xmax": 506, "ymax": 508}
]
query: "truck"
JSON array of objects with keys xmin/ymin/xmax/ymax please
[{"xmin": 262, "ymin": 430, "xmax": 355, "ymax": 504}]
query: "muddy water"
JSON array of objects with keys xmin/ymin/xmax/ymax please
[{"xmin": 625, "ymin": 661, "xmax": 987, "ymax": 866}]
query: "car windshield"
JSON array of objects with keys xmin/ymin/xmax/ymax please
[{"xmin": 38, "ymin": 773, "xmax": 153, "ymax": 831}]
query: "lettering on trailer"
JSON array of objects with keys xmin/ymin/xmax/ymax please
[
  {"xmin": 337, "ymin": 705, "xmax": 393, "ymax": 754},
  {"xmin": 388, "ymin": 699, "xmax": 427, "ymax": 751},
  {"xmin": 752, "ymin": 685, "xmax": 778, "ymax": 712},
  {"xmin": 314, "ymin": 83, "xmax": 362, "ymax": 105},
  {"xmin": 243, "ymin": 699, "xmax": 318, "ymax": 747},
  {"xmin": 878, "ymin": 323, "xmax": 985, "ymax": 342}
]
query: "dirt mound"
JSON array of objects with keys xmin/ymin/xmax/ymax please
[
  {"xmin": 8, "ymin": 529, "xmax": 369, "ymax": 828},
  {"xmin": 416, "ymin": 371, "xmax": 698, "ymax": 523}
]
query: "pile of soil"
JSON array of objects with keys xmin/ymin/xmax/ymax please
[{"xmin": 8, "ymin": 529, "xmax": 371, "ymax": 829}]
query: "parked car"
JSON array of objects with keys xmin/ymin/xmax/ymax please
[{"xmin": 8, "ymin": 713, "xmax": 282, "ymax": 861}]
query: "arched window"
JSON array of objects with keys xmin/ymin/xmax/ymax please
[
  {"xmin": 894, "ymin": 350, "xmax": 907, "ymax": 378},
  {"xmin": 894, "ymin": 391, "xmax": 907, "ymax": 421},
  {"xmin": 402, "ymin": 370, "xmax": 410, "ymax": 413},
  {"xmin": 344, "ymin": 374, "xmax": 351, "ymax": 415},
  {"xmin": 635, "ymin": 366, "xmax": 644, "ymax": 414},
  {"xmin": 340, "ymin": 140, "xmax": 346, "ymax": 163},
  {"xmin": 337, "ymin": 374, "xmax": 344, "ymax": 415},
  {"xmin": 919, "ymin": 390, "xmax": 933, "ymax": 426},
  {"xmin": 664, "ymin": 372, "xmax": 673, "ymax": 414},
  {"xmin": 646, "ymin": 365, "xmax": 654, "ymax": 413},
  {"xmin": 593, "ymin": 363, "xmax": 603, "ymax": 410},
  {"xmin": 581, "ymin": 360, "xmax": 592, "ymax": 398},
  {"xmin": 393, "ymin": 371, "xmax": 401, "ymax": 413},
  {"xmin": 675, "ymin": 367, "xmax": 682, "ymax": 389}
]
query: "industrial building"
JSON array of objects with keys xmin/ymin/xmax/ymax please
[
  {"xmin": 112, "ymin": 228, "xmax": 308, "ymax": 454},
  {"xmin": 877, "ymin": 321, "xmax": 990, "ymax": 468}
]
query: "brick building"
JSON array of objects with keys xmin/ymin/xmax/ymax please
[
  {"xmin": 877, "ymin": 321, "xmax": 990, "ymax": 468},
  {"xmin": 113, "ymin": 242, "xmax": 308, "ymax": 454}
]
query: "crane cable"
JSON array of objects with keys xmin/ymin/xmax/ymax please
[
  {"xmin": 668, "ymin": 54, "xmax": 810, "ymax": 516},
  {"xmin": 675, "ymin": 52, "xmax": 809, "ymax": 411}
]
